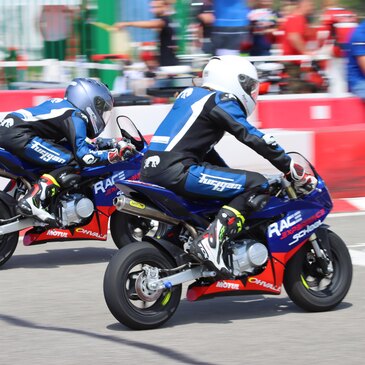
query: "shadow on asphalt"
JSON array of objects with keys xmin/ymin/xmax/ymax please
[
  {"xmin": 1, "ymin": 246, "xmax": 117, "ymax": 270},
  {"xmin": 0, "ymin": 313, "xmax": 216, "ymax": 365},
  {"xmin": 107, "ymin": 296, "xmax": 353, "ymax": 330}
]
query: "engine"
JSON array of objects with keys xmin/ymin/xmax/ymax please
[
  {"xmin": 231, "ymin": 239, "xmax": 268, "ymax": 276},
  {"xmin": 57, "ymin": 193, "xmax": 94, "ymax": 227}
]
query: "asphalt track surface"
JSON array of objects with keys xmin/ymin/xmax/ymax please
[{"xmin": 0, "ymin": 213, "xmax": 364, "ymax": 365}]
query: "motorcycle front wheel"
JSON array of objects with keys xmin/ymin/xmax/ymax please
[
  {"xmin": 110, "ymin": 211, "xmax": 169, "ymax": 248},
  {"xmin": 103, "ymin": 241, "xmax": 182, "ymax": 330},
  {"xmin": 284, "ymin": 230, "xmax": 352, "ymax": 312},
  {"xmin": 0, "ymin": 200, "xmax": 19, "ymax": 268}
]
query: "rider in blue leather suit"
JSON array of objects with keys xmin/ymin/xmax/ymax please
[
  {"xmin": 141, "ymin": 56, "xmax": 317, "ymax": 276},
  {"xmin": 0, "ymin": 78, "xmax": 133, "ymax": 223}
]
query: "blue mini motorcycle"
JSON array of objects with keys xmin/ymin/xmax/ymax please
[
  {"xmin": 0, "ymin": 116, "xmax": 166, "ymax": 268},
  {"xmin": 104, "ymin": 152, "xmax": 353, "ymax": 330}
]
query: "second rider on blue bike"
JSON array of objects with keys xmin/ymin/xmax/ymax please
[
  {"xmin": 0, "ymin": 78, "xmax": 135, "ymax": 224},
  {"xmin": 140, "ymin": 55, "xmax": 317, "ymax": 276}
]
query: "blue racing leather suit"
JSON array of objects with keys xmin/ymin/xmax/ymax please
[
  {"xmin": 0, "ymin": 98, "xmax": 114, "ymax": 168},
  {"xmin": 141, "ymin": 86, "xmax": 291, "ymax": 208}
]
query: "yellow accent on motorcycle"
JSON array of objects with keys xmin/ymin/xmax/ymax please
[
  {"xmin": 129, "ymin": 200, "xmax": 146, "ymax": 209},
  {"xmin": 161, "ymin": 291, "xmax": 172, "ymax": 306},
  {"xmin": 42, "ymin": 174, "xmax": 60, "ymax": 187},
  {"xmin": 300, "ymin": 275, "xmax": 310, "ymax": 289}
]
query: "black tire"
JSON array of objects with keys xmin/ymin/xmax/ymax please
[
  {"xmin": 110, "ymin": 211, "xmax": 169, "ymax": 248},
  {"xmin": 0, "ymin": 201, "xmax": 19, "ymax": 268},
  {"xmin": 284, "ymin": 230, "xmax": 352, "ymax": 312},
  {"xmin": 103, "ymin": 241, "xmax": 182, "ymax": 330}
]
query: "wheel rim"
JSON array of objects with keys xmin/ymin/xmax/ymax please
[
  {"xmin": 127, "ymin": 217, "xmax": 159, "ymax": 241},
  {"xmin": 300, "ymin": 249, "xmax": 341, "ymax": 297},
  {"xmin": 122, "ymin": 261, "xmax": 173, "ymax": 313}
]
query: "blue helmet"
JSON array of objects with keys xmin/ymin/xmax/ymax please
[{"xmin": 65, "ymin": 78, "xmax": 114, "ymax": 138}]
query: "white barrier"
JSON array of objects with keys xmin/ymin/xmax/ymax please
[
  {"xmin": 110, "ymin": 105, "xmax": 313, "ymax": 175},
  {"xmin": 1, "ymin": 104, "xmax": 313, "ymax": 177}
]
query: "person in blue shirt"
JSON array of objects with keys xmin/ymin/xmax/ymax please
[
  {"xmin": 140, "ymin": 55, "xmax": 317, "ymax": 276},
  {"xmin": 347, "ymin": 20, "xmax": 365, "ymax": 100},
  {"xmin": 0, "ymin": 78, "xmax": 134, "ymax": 223},
  {"xmin": 210, "ymin": 0, "xmax": 250, "ymax": 56}
]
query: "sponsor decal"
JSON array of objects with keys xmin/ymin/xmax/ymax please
[
  {"xmin": 150, "ymin": 136, "xmax": 170, "ymax": 144},
  {"xmin": 262, "ymin": 134, "xmax": 278, "ymax": 147},
  {"xmin": 144, "ymin": 155, "xmax": 160, "ymax": 168},
  {"xmin": 288, "ymin": 220, "xmax": 323, "ymax": 246},
  {"xmin": 268, "ymin": 211, "xmax": 302, "ymax": 238},
  {"xmin": 0, "ymin": 118, "xmax": 14, "ymax": 128},
  {"xmin": 198, "ymin": 173, "xmax": 242, "ymax": 192},
  {"xmin": 75, "ymin": 227, "xmax": 107, "ymax": 240},
  {"xmin": 82, "ymin": 154, "xmax": 97, "ymax": 165},
  {"xmin": 94, "ymin": 171, "xmax": 125, "ymax": 194},
  {"xmin": 267, "ymin": 209, "xmax": 326, "ymax": 244},
  {"xmin": 46, "ymin": 229, "xmax": 68, "ymax": 238},
  {"xmin": 248, "ymin": 277, "xmax": 280, "ymax": 292},
  {"xmin": 50, "ymin": 98, "xmax": 63, "ymax": 103},
  {"xmin": 177, "ymin": 88, "xmax": 193, "ymax": 99},
  {"xmin": 30, "ymin": 140, "xmax": 67, "ymax": 164},
  {"xmin": 129, "ymin": 200, "xmax": 145, "ymax": 209},
  {"xmin": 216, "ymin": 281, "xmax": 240, "ymax": 290}
]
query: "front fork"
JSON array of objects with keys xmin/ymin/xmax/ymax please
[
  {"xmin": 309, "ymin": 231, "xmax": 333, "ymax": 276},
  {"xmin": 283, "ymin": 179, "xmax": 333, "ymax": 276}
]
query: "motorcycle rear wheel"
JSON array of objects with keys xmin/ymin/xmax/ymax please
[
  {"xmin": 103, "ymin": 241, "xmax": 182, "ymax": 330},
  {"xmin": 284, "ymin": 230, "xmax": 352, "ymax": 312},
  {"xmin": 110, "ymin": 211, "xmax": 169, "ymax": 248},
  {"xmin": 0, "ymin": 201, "xmax": 19, "ymax": 268}
]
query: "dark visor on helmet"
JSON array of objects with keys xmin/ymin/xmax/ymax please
[{"xmin": 238, "ymin": 74, "xmax": 259, "ymax": 100}]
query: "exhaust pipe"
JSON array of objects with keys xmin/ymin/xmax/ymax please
[{"xmin": 113, "ymin": 195, "xmax": 182, "ymax": 226}]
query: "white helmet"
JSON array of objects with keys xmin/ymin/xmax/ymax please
[{"xmin": 202, "ymin": 56, "xmax": 259, "ymax": 116}]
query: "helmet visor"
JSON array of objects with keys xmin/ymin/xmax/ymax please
[
  {"xmin": 102, "ymin": 110, "xmax": 112, "ymax": 126},
  {"xmin": 238, "ymin": 74, "xmax": 259, "ymax": 102}
]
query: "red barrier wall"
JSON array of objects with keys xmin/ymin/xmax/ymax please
[
  {"xmin": 314, "ymin": 125, "xmax": 365, "ymax": 198},
  {"xmin": 0, "ymin": 90, "xmax": 364, "ymax": 199},
  {"xmin": 258, "ymin": 96, "xmax": 365, "ymax": 129},
  {"xmin": 0, "ymin": 90, "xmax": 65, "ymax": 111}
]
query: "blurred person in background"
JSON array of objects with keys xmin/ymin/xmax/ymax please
[
  {"xmin": 39, "ymin": 5, "xmax": 73, "ymax": 61},
  {"xmin": 195, "ymin": 0, "xmax": 215, "ymax": 55},
  {"xmin": 319, "ymin": 0, "xmax": 358, "ymax": 94},
  {"xmin": 347, "ymin": 20, "xmax": 365, "ymax": 101},
  {"xmin": 115, "ymin": 0, "xmax": 179, "ymax": 66},
  {"xmin": 320, "ymin": 0, "xmax": 358, "ymax": 59},
  {"xmin": 0, "ymin": 78, "xmax": 134, "ymax": 224},
  {"xmin": 280, "ymin": 0, "xmax": 323, "ymax": 94},
  {"xmin": 248, "ymin": 0, "xmax": 278, "ymax": 56},
  {"xmin": 210, "ymin": 0, "xmax": 250, "ymax": 56},
  {"xmin": 281, "ymin": 0, "xmax": 314, "ymax": 56}
]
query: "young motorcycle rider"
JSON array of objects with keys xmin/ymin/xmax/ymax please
[
  {"xmin": 0, "ymin": 78, "xmax": 135, "ymax": 224},
  {"xmin": 140, "ymin": 55, "xmax": 317, "ymax": 276}
]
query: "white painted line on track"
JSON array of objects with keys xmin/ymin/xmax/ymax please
[
  {"xmin": 347, "ymin": 243, "xmax": 365, "ymax": 248},
  {"xmin": 347, "ymin": 197, "xmax": 365, "ymax": 211},
  {"xmin": 328, "ymin": 211, "xmax": 365, "ymax": 218},
  {"xmin": 349, "ymin": 249, "xmax": 365, "ymax": 267}
]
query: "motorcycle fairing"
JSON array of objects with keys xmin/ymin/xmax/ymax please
[
  {"xmin": 114, "ymin": 179, "xmax": 224, "ymax": 220},
  {"xmin": 265, "ymin": 207, "xmax": 328, "ymax": 253},
  {"xmin": 186, "ymin": 240, "xmax": 307, "ymax": 301},
  {"xmin": 23, "ymin": 207, "xmax": 110, "ymax": 245}
]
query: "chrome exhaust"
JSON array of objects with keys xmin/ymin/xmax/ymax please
[{"xmin": 113, "ymin": 195, "xmax": 182, "ymax": 226}]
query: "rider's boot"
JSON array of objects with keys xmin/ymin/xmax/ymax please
[
  {"xmin": 189, "ymin": 205, "xmax": 245, "ymax": 276},
  {"xmin": 18, "ymin": 174, "xmax": 60, "ymax": 224}
]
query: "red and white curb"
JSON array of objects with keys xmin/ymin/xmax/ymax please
[{"xmin": 332, "ymin": 197, "xmax": 365, "ymax": 214}]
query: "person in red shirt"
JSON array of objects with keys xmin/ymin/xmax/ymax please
[
  {"xmin": 320, "ymin": 0, "xmax": 358, "ymax": 58},
  {"xmin": 281, "ymin": 0, "xmax": 314, "ymax": 56}
]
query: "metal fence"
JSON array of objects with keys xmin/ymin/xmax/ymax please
[{"xmin": 0, "ymin": 0, "xmax": 150, "ymax": 88}]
